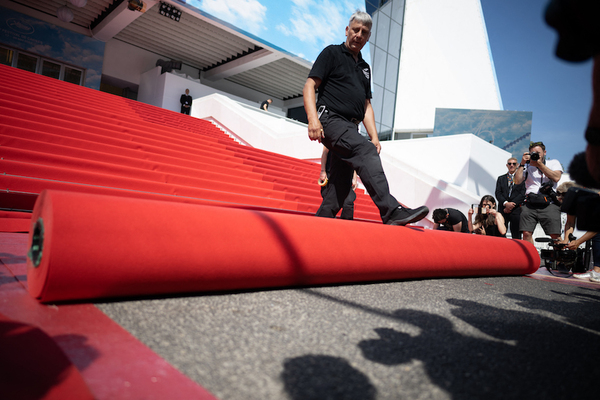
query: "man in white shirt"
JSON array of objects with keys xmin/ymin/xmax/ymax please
[{"xmin": 514, "ymin": 142, "xmax": 563, "ymax": 245}]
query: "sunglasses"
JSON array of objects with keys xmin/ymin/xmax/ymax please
[{"xmin": 507, "ymin": 162, "xmax": 518, "ymax": 166}]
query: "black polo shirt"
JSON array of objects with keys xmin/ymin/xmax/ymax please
[
  {"xmin": 308, "ymin": 43, "xmax": 372, "ymax": 121},
  {"xmin": 441, "ymin": 208, "xmax": 470, "ymax": 233}
]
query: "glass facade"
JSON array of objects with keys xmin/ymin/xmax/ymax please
[
  {"xmin": 64, "ymin": 67, "xmax": 84, "ymax": 85},
  {"xmin": 0, "ymin": 47, "xmax": 13, "ymax": 66},
  {"xmin": 42, "ymin": 60, "xmax": 61, "ymax": 79},
  {"xmin": 16, "ymin": 53, "xmax": 38, "ymax": 73},
  {"xmin": 1, "ymin": 44, "xmax": 84, "ymax": 85},
  {"xmin": 366, "ymin": 0, "xmax": 405, "ymax": 141}
]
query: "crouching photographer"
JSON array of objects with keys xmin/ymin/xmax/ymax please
[
  {"xmin": 514, "ymin": 142, "xmax": 563, "ymax": 245},
  {"xmin": 560, "ymin": 183, "xmax": 600, "ymax": 282}
]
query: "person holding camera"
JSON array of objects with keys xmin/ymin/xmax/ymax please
[
  {"xmin": 468, "ymin": 195, "xmax": 507, "ymax": 237},
  {"xmin": 513, "ymin": 141, "xmax": 563, "ymax": 245},
  {"xmin": 559, "ymin": 181, "xmax": 600, "ymax": 282},
  {"xmin": 432, "ymin": 208, "xmax": 469, "ymax": 233}
]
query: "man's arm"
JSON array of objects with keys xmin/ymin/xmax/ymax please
[
  {"xmin": 452, "ymin": 222, "xmax": 463, "ymax": 232},
  {"xmin": 362, "ymin": 99, "xmax": 381, "ymax": 154},
  {"xmin": 533, "ymin": 160, "xmax": 562, "ymax": 183},
  {"xmin": 514, "ymin": 163, "xmax": 526, "ymax": 185},
  {"xmin": 303, "ymin": 77, "xmax": 324, "ymax": 142},
  {"xmin": 567, "ymin": 231, "xmax": 598, "ymax": 249}
]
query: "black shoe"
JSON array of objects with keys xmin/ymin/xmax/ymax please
[{"xmin": 386, "ymin": 206, "xmax": 429, "ymax": 226}]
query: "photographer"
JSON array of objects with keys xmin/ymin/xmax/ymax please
[
  {"xmin": 564, "ymin": 216, "xmax": 599, "ymax": 283},
  {"xmin": 467, "ymin": 195, "xmax": 507, "ymax": 237},
  {"xmin": 560, "ymin": 181, "xmax": 600, "ymax": 282},
  {"xmin": 432, "ymin": 208, "xmax": 469, "ymax": 233},
  {"xmin": 513, "ymin": 141, "xmax": 563, "ymax": 245}
]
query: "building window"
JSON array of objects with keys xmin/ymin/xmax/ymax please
[
  {"xmin": 0, "ymin": 47, "xmax": 13, "ymax": 66},
  {"xmin": 41, "ymin": 60, "xmax": 61, "ymax": 79},
  {"xmin": 1, "ymin": 44, "xmax": 85, "ymax": 85},
  {"xmin": 16, "ymin": 53, "xmax": 38, "ymax": 73},
  {"xmin": 64, "ymin": 66, "xmax": 83, "ymax": 85}
]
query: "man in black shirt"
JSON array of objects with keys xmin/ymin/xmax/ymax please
[
  {"xmin": 303, "ymin": 11, "xmax": 428, "ymax": 226},
  {"xmin": 260, "ymin": 98, "xmax": 272, "ymax": 111},
  {"xmin": 432, "ymin": 208, "xmax": 470, "ymax": 233}
]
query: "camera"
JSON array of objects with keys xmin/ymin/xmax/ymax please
[
  {"xmin": 526, "ymin": 152, "xmax": 541, "ymax": 164},
  {"xmin": 471, "ymin": 204, "xmax": 486, "ymax": 214},
  {"xmin": 537, "ymin": 235, "xmax": 591, "ymax": 275},
  {"xmin": 561, "ymin": 187, "xmax": 600, "ymax": 231},
  {"xmin": 539, "ymin": 182, "xmax": 559, "ymax": 204}
]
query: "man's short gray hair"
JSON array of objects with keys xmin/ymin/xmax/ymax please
[{"xmin": 349, "ymin": 10, "xmax": 372, "ymax": 29}]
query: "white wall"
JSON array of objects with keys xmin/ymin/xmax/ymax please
[
  {"xmin": 378, "ymin": 134, "xmax": 509, "ymax": 228},
  {"xmin": 395, "ymin": 0, "xmax": 503, "ymax": 133},
  {"xmin": 192, "ymin": 93, "xmax": 320, "ymax": 160}
]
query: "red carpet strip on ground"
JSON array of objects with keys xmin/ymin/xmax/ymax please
[
  {"xmin": 0, "ymin": 233, "xmax": 218, "ymax": 400},
  {"xmin": 27, "ymin": 190, "xmax": 539, "ymax": 303}
]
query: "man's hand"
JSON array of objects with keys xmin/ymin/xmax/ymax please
[
  {"xmin": 371, "ymin": 137, "xmax": 381, "ymax": 154},
  {"xmin": 308, "ymin": 120, "xmax": 325, "ymax": 142},
  {"xmin": 504, "ymin": 202, "xmax": 516, "ymax": 213},
  {"xmin": 318, "ymin": 171, "xmax": 328, "ymax": 186}
]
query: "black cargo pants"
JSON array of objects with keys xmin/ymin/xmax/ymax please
[{"xmin": 317, "ymin": 110, "xmax": 400, "ymax": 223}]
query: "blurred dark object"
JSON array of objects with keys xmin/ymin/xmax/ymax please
[
  {"xmin": 156, "ymin": 59, "xmax": 182, "ymax": 74},
  {"xmin": 545, "ymin": 0, "xmax": 600, "ymax": 62},
  {"xmin": 561, "ymin": 186, "xmax": 600, "ymax": 231},
  {"xmin": 539, "ymin": 181, "xmax": 559, "ymax": 203},
  {"xmin": 536, "ymin": 235, "xmax": 591, "ymax": 275},
  {"xmin": 128, "ymin": 0, "xmax": 145, "ymax": 12},
  {"xmin": 568, "ymin": 151, "xmax": 598, "ymax": 188}
]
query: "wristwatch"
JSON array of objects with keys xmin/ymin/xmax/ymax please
[{"xmin": 519, "ymin": 164, "xmax": 525, "ymax": 168}]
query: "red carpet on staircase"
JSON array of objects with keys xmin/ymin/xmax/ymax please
[{"xmin": 0, "ymin": 64, "xmax": 381, "ymax": 227}]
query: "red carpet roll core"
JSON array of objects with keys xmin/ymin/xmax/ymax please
[{"xmin": 27, "ymin": 190, "xmax": 539, "ymax": 303}]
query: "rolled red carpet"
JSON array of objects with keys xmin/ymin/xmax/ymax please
[{"xmin": 27, "ymin": 190, "xmax": 539, "ymax": 303}]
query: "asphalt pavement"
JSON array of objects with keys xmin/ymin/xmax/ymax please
[{"xmin": 96, "ymin": 275, "xmax": 600, "ymax": 400}]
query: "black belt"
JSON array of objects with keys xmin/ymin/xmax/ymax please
[{"xmin": 319, "ymin": 106, "xmax": 362, "ymax": 125}]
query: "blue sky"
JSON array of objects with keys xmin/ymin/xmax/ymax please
[{"xmin": 188, "ymin": 0, "xmax": 593, "ymax": 170}]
